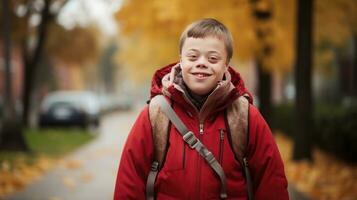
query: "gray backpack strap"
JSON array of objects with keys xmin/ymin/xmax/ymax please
[
  {"xmin": 146, "ymin": 161, "xmax": 159, "ymax": 200},
  {"xmin": 146, "ymin": 95, "xmax": 170, "ymax": 200},
  {"xmin": 147, "ymin": 95, "xmax": 228, "ymax": 199},
  {"xmin": 227, "ymin": 95, "xmax": 253, "ymax": 200}
]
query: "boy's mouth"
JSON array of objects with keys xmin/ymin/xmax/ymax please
[{"xmin": 191, "ymin": 72, "xmax": 212, "ymax": 78}]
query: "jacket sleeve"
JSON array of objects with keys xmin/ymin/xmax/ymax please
[
  {"xmin": 247, "ymin": 105, "xmax": 289, "ymax": 200},
  {"xmin": 113, "ymin": 106, "xmax": 153, "ymax": 200}
]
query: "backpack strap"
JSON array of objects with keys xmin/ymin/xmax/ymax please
[
  {"xmin": 146, "ymin": 95, "xmax": 170, "ymax": 200},
  {"xmin": 146, "ymin": 95, "xmax": 227, "ymax": 199},
  {"xmin": 226, "ymin": 95, "xmax": 253, "ymax": 200}
]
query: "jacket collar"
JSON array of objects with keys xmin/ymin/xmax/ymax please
[{"xmin": 161, "ymin": 64, "xmax": 235, "ymax": 122}]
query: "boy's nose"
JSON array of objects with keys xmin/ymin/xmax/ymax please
[
  {"xmin": 195, "ymin": 57, "xmax": 208, "ymax": 68},
  {"xmin": 195, "ymin": 63, "xmax": 207, "ymax": 68}
]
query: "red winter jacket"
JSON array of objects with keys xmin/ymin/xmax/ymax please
[{"xmin": 114, "ymin": 63, "xmax": 288, "ymax": 200}]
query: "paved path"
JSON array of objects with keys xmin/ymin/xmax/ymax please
[
  {"xmin": 5, "ymin": 109, "xmax": 137, "ymax": 200},
  {"xmin": 5, "ymin": 107, "xmax": 312, "ymax": 200}
]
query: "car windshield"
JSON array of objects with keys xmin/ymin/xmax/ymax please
[{"xmin": 42, "ymin": 91, "xmax": 99, "ymax": 114}]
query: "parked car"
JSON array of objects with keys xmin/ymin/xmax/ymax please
[
  {"xmin": 39, "ymin": 91, "xmax": 100, "ymax": 128},
  {"xmin": 98, "ymin": 94, "xmax": 133, "ymax": 114}
]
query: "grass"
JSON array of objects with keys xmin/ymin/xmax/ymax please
[
  {"xmin": 0, "ymin": 128, "xmax": 96, "ymax": 168},
  {"xmin": 25, "ymin": 128, "xmax": 95, "ymax": 156}
]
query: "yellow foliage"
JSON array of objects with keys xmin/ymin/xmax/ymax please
[
  {"xmin": 116, "ymin": 35, "xmax": 178, "ymax": 84},
  {"xmin": 275, "ymin": 133, "xmax": 357, "ymax": 200},
  {"xmin": 46, "ymin": 24, "xmax": 102, "ymax": 65},
  {"xmin": 115, "ymin": 0, "xmax": 297, "ymax": 82},
  {"xmin": 0, "ymin": 156, "xmax": 55, "ymax": 198},
  {"xmin": 0, "ymin": 156, "xmax": 93, "ymax": 198},
  {"xmin": 115, "ymin": 0, "xmax": 356, "ymax": 82},
  {"xmin": 315, "ymin": 0, "xmax": 357, "ymax": 47}
]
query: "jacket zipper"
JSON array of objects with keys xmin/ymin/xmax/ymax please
[
  {"xmin": 219, "ymin": 129, "xmax": 224, "ymax": 165},
  {"xmin": 199, "ymin": 123, "xmax": 204, "ymax": 134},
  {"xmin": 196, "ymin": 122, "xmax": 204, "ymax": 199},
  {"xmin": 176, "ymin": 80, "xmax": 223, "ymax": 199},
  {"xmin": 195, "ymin": 130, "xmax": 203, "ymax": 200}
]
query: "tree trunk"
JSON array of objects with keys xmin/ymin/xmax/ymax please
[
  {"xmin": 257, "ymin": 60, "xmax": 272, "ymax": 125},
  {"xmin": 0, "ymin": 0, "xmax": 28, "ymax": 151},
  {"xmin": 353, "ymin": 35, "xmax": 357, "ymax": 97},
  {"xmin": 250, "ymin": 0, "xmax": 273, "ymax": 126},
  {"xmin": 22, "ymin": 0, "xmax": 51, "ymax": 127},
  {"xmin": 293, "ymin": 0, "xmax": 314, "ymax": 161}
]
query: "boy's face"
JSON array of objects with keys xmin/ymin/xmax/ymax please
[{"xmin": 180, "ymin": 36, "xmax": 228, "ymax": 96}]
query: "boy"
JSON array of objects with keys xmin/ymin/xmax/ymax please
[{"xmin": 114, "ymin": 18, "xmax": 288, "ymax": 199}]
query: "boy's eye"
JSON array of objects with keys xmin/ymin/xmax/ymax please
[
  {"xmin": 188, "ymin": 55, "xmax": 198, "ymax": 61},
  {"xmin": 208, "ymin": 56, "xmax": 219, "ymax": 63}
]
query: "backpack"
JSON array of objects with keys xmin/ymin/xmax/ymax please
[{"xmin": 146, "ymin": 94, "xmax": 253, "ymax": 200}]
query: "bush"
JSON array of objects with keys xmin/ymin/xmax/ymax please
[
  {"xmin": 272, "ymin": 103, "xmax": 357, "ymax": 163},
  {"xmin": 314, "ymin": 104, "xmax": 357, "ymax": 162},
  {"xmin": 271, "ymin": 103, "xmax": 295, "ymax": 137}
]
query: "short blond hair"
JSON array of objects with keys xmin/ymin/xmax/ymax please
[{"xmin": 179, "ymin": 18, "xmax": 233, "ymax": 62}]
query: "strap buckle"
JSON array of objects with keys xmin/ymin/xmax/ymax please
[
  {"xmin": 150, "ymin": 161, "xmax": 159, "ymax": 171},
  {"xmin": 183, "ymin": 131, "xmax": 199, "ymax": 149}
]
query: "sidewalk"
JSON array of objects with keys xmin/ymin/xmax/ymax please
[{"xmin": 4, "ymin": 110, "xmax": 136, "ymax": 200}]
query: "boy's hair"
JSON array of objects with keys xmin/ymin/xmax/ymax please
[{"xmin": 179, "ymin": 18, "xmax": 234, "ymax": 63}]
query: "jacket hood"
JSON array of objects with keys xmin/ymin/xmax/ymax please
[{"xmin": 150, "ymin": 62, "xmax": 253, "ymax": 104}]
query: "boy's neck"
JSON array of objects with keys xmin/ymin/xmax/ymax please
[{"xmin": 183, "ymin": 82, "xmax": 210, "ymax": 110}]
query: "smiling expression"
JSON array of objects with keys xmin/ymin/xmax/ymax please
[{"xmin": 180, "ymin": 36, "xmax": 228, "ymax": 95}]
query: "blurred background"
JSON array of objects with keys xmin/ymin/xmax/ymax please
[{"xmin": 0, "ymin": 0, "xmax": 356, "ymax": 200}]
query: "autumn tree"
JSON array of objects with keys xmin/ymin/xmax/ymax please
[
  {"xmin": 14, "ymin": 0, "xmax": 69, "ymax": 127},
  {"xmin": 0, "ymin": 0, "xmax": 68, "ymax": 151},
  {"xmin": 249, "ymin": 0, "xmax": 274, "ymax": 125},
  {"xmin": 0, "ymin": 0, "xmax": 101, "ymax": 150}
]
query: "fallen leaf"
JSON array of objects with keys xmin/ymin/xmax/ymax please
[
  {"xmin": 80, "ymin": 171, "xmax": 93, "ymax": 183},
  {"xmin": 64, "ymin": 159, "xmax": 83, "ymax": 170},
  {"xmin": 62, "ymin": 176, "xmax": 76, "ymax": 190}
]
